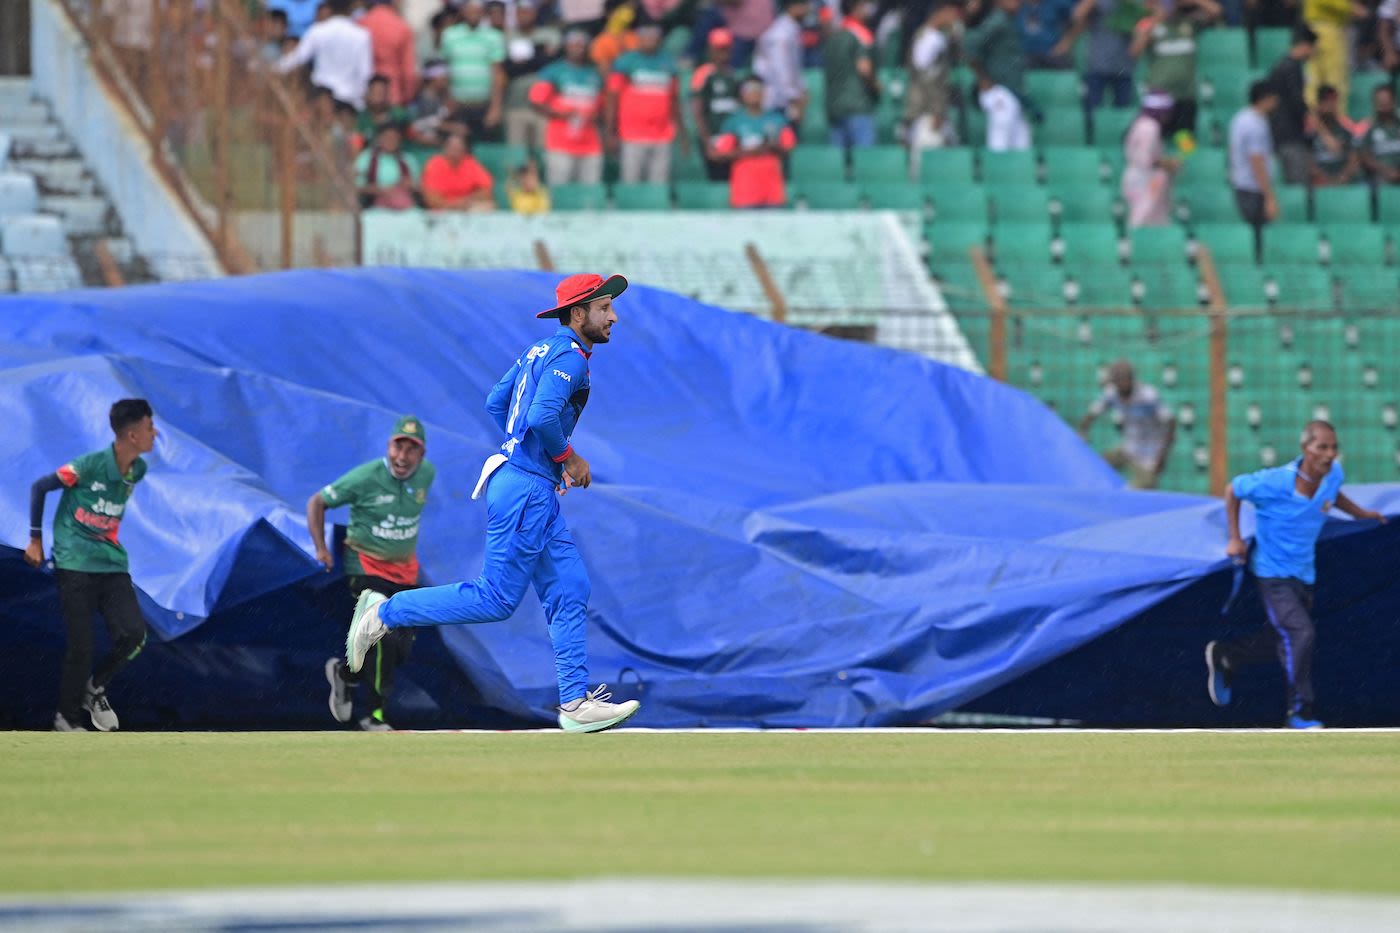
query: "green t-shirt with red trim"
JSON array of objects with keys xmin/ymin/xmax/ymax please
[
  {"xmin": 52, "ymin": 446, "xmax": 147, "ymax": 574},
  {"xmin": 320, "ymin": 457, "xmax": 435, "ymax": 584}
]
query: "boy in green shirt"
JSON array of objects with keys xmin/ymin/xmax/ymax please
[
  {"xmin": 307, "ymin": 415, "xmax": 435, "ymax": 731},
  {"xmin": 26, "ymin": 399, "xmax": 156, "ymax": 732}
]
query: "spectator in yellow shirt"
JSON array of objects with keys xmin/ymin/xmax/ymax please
[
  {"xmin": 508, "ymin": 158, "xmax": 552, "ymax": 214},
  {"xmin": 1303, "ymin": 0, "xmax": 1359, "ymax": 114}
]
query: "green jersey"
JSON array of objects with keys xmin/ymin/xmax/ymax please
[
  {"xmin": 1364, "ymin": 117, "xmax": 1400, "ymax": 173},
  {"xmin": 52, "ymin": 446, "xmax": 147, "ymax": 574},
  {"xmin": 1142, "ymin": 19, "xmax": 1199, "ymax": 102},
  {"xmin": 691, "ymin": 64, "xmax": 743, "ymax": 136},
  {"xmin": 440, "ymin": 22, "xmax": 506, "ymax": 104},
  {"xmin": 823, "ymin": 24, "xmax": 878, "ymax": 122},
  {"xmin": 320, "ymin": 458, "xmax": 435, "ymax": 584}
]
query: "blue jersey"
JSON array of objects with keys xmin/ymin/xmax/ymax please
[
  {"xmin": 485, "ymin": 326, "xmax": 592, "ymax": 484},
  {"xmin": 1232, "ymin": 458, "xmax": 1344, "ymax": 584}
]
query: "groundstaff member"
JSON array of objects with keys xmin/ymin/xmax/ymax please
[
  {"xmin": 345, "ymin": 273, "xmax": 640, "ymax": 733},
  {"xmin": 1208, "ymin": 420, "xmax": 1386, "ymax": 729},
  {"xmin": 25, "ymin": 399, "xmax": 156, "ymax": 732},
  {"xmin": 309, "ymin": 416, "xmax": 435, "ymax": 731}
]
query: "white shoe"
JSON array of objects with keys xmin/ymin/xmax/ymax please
[
  {"xmin": 82, "ymin": 686, "xmax": 119, "ymax": 732},
  {"xmin": 358, "ymin": 715, "xmax": 393, "ymax": 732},
  {"xmin": 53, "ymin": 712, "xmax": 89, "ymax": 732},
  {"xmin": 325, "ymin": 657, "xmax": 353, "ymax": 723},
  {"xmin": 557, "ymin": 685, "xmax": 641, "ymax": 734},
  {"xmin": 345, "ymin": 589, "xmax": 388, "ymax": 673}
]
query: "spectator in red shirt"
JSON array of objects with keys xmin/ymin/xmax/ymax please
[
  {"xmin": 606, "ymin": 23, "xmax": 683, "ymax": 184},
  {"xmin": 710, "ymin": 75, "xmax": 796, "ymax": 208},
  {"xmin": 358, "ymin": 0, "xmax": 417, "ymax": 106},
  {"xmin": 421, "ymin": 131, "xmax": 497, "ymax": 211},
  {"xmin": 529, "ymin": 29, "xmax": 607, "ymax": 186}
]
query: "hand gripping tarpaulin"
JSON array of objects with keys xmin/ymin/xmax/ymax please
[{"xmin": 0, "ymin": 269, "xmax": 1395, "ymax": 728}]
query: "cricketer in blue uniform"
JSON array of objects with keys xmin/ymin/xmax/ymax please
[
  {"xmin": 344, "ymin": 273, "xmax": 642, "ymax": 734},
  {"xmin": 1207, "ymin": 420, "xmax": 1386, "ymax": 729}
]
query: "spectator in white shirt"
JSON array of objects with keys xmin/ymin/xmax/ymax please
[
  {"xmin": 753, "ymin": 0, "xmax": 811, "ymax": 122},
  {"xmin": 278, "ymin": 0, "xmax": 374, "ymax": 110}
]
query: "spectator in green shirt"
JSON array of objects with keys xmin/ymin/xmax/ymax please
[
  {"xmin": 440, "ymin": 0, "xmax": 507, "ymax": 142},
  {"xmin": 1362, "ymin": 84, "xmax": 1400, "ymax": 184},
  {"xmin": 1128, "ymin": 0, "xmax": 1221, "ymax": 140},
  {"xmin": 824, "ymin": 0, "xmax": 881, "ymax": 150},
  {"xmin": 356, "ymin": 121, "xmax": 419, "ymax": 209},
  {"xmin": 26, "ymin": 399, "xmax": 157, "ymax": 732},
  {"xmin": 355, "ymin": 75, "xmax": 411, "ymax": 146},
  {"xmin": 1308, "ymin": 84, "xmax": 1361, "ymax": 186}
]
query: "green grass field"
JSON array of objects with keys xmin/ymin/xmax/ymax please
[{"xmin": 3, "ymin": 732, "xmax": 1398, "ymax": 895}]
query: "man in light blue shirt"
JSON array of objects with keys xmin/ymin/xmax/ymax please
[
  {"xmin": 1229, "ymin": 80, "xmax": 1280, "ymax": 263},
  {"xmin": 1208, "ymin": 421, "xmax": 1386, "ymax": 728}
]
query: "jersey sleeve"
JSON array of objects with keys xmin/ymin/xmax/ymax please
[
  {"xmin": 526, "ymin": 347, "xmax": 589, "ymax": 462},
  {"xmin": 528, "ymin": 68, "xmax": 558, "ymax": 107},
  {"xmin": 1231, "ymin": 468, "xmax": 1276, "ymax": 505},
  {"xmin": 321, "ymin": 462, "xmax": 373, "ymax": 508},
  {"xmin": 486, "ymin": 358, "xmax": 522, "ymax": 433}
]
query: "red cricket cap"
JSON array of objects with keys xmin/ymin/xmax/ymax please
[
  {"xmin": 536, "ymin": 273, "xmax": 629, "ymax": 320},
  {"xmin": 708, "ymin": 27, "xmax": 734, "ymax": 47}
]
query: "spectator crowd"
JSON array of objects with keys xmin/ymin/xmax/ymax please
[{"xmin": 250, "ymin": 0, "xmax": 1400, "ymax": 214}]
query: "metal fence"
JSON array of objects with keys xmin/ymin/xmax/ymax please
[{"xmin": 56, "ymin": 0, "xmax": 359, "ymax": 272}]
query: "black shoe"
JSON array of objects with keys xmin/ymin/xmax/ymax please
[{"xmin": 1206, "ymin": 641, "xmax": 1232, "ymax": 707}]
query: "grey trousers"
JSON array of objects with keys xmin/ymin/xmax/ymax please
[
  {"xmin": 619, "ymin": 141, "xmax": 672, "ymax": 184},
  {"xmin": 543, "ymin": 150, "xmax": 603, "ymax": 186},
  {"xmin": 1221, "ymin": 576, "xmax": 1317, "ymax": 716}
]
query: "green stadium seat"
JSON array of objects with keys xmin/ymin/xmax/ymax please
[
  {"xmin": 1026, "ymin": 70, "xmax": 1083, "ymax": 109},
  {"xmin": 980, "ymin": 150, "xmax": 1040, "ymax": 186},
  {"xmin": 935, "ymin": 264, "xmax": 990, "ymax": 311},
  {"xmin": 1049, "ymin": 184, "xmax": 1121, "ymax": 224},
  {"xmin": 674, "ymin": 181, "xmax": 732, "ymax": 209},
  {"xmin": 1338, "ymin": 271, "xmax": 1400, "ymax": 311},
  {"xmin": 1192, "ymin": 223, "xmax": 1258, "ymax": 265},
  {"xmin": 1312, "ymin": 185, "xmax": 1375, "ymax": 224},
  {"xmin": 1277, "ymin": 185, "xmax": 1310, "ymax": 223},
  {"xmin": 1175, "ymin": 185, "xmax": 1241, "ymax": 224},
  {"xmin": 1379, "ymin": 185, "xmax": 1400, "ymax": 228},
  {"xmin": 789, "ymin": 145, "xmax": 846, "ymax": 182},
  {"xmin": 927, "ymin": 184, "xmax": 988, "ymax": 223},
  {"xmin": 795, "ymin": 182, "xmax": 861, "ymax": 209},
  {"xmin": 1261, "ymin": 225, "xmax": 1322, "ymax": 266},
  {"xmin": 1129, "ymin": 226, "xmax": 1191, "ymax": 265},
  {"xmin": 1319, "ymin": 224, "xmax": 1390, "ymax": 266},
  {"xmin": 918, "ymin": 148, "xmax": 977, "ymax": 187},
  {"xmin": 1055, "ymin": 221, "xmax": 1125, "ymax": 265},
  {"xmin": 925, "ymin": 221, "xmax": 990, "ymax": 272},
  {"xmin": 472, "ymin": 143, "xmax": 529, "ymax": 178},
  {"xmin": 611, "ymin": 183, "xmax": 672, "ymax": 211},
  {"xmin": 1090, "ymin": 108, "xmax": 1137, "ymax": 149},
  {"xmin": 1001, "ymin": 260, "xmax": 1071, "ymax": 310},
  {"xmin": 991, "ymin": 220, "xmax": 1055, "ymax": 264},
  {"xmin": 1134, "ymin": 268, "xmax": 1204, "ymax": 310},
  {"xmin": 550, "ymin": 183, "xmax": 608, "ymax": 210},
  {"xmin": 851, "ymin": 145, "xmax": 910, "ymax": 184},
  {"xmin": 1200, "ymin": 73, "xmax": 1254, "ymax": 118},
  {"xmin": 962, "ymin": 107, "xmax": 987, "ymax": 147},
  {"xmin": 1040, "ymin": 147, "xmax": 1106, "ymax": 186},
  {"xmin": 989, "ymin": 184, "xmax": 1052, "ymax": 224},
  {"xmin": 1036, "ymin": 113, "xmax": 1092, "ymax": 147},
  {"xmin": 1176, "ymin": 153, "xmax": 1230, "ymax": 188},
  {"xmin": 1260, "ymin": 265, "xmax": 1339, "ymax": 310},
  {"xmin": 1198, "ymin": 29, "xmax": 1250, "ymax": 68},
  {"xmin": 1348, "ymin": 81, "xmax": 1375, "ymax": 122},
  {"xmin": 1252, "ymin": 27, "xmax": 1291, "ymax": 68},
  {"xmin": 1061, "ymin": 263, "xmax": 1136, "ymax": 308},
  {"xmin": 863, "ymin": 183, "xmax": 925, "ymax": 210}
]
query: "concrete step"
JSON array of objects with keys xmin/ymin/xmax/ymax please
[
  {"xmin": 40, "ymin": 195, "xmax": 111, "ymax": 237},
  {"xmin": 0, "ymin": 77, "xmax": 34, "ymax": 109},
  {"xmin": 11, "ymin": 135, "xmax": 77, "ymax": 159},
  {"xmin": 0, "ymin": 100, "xmax": 50, "ymax": 125},
  {"xmin": 11, "ymin": 158, "xmax": 95, "ymax": 196}
]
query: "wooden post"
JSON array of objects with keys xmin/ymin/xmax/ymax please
[
  {"xmin": 969, "ymin": 244, "xmax": 1007, "ymax": 381},
  {"xmin": 745, "ymin": 242, "xmax": 787, "ymax": 325},
  {"xmin": 212, "ymin": 13, "xmax": 233, "ymax": 259},
  {"xmin": 533, "ymin": 239, "xmax": 555, "ymax": 272},
  {"xmin": 93, "ymin": 240, "xmax": 125, "ymax": 286},
  {"xmin": 278, "ymin": 110, "xmax": 295, "ymax": 269},
  {"xmin": 1197, "ymin": 244, "xmax": 1230, "ymax": 496}
]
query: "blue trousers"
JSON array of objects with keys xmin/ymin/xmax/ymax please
[{"xmin": 378, "ymin": 464, "xmax": 590, "ymax": 704}]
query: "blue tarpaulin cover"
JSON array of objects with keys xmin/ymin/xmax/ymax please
[{"xmin": 1, "ymin": 269, "xmax": 1396, "ymax": 728}]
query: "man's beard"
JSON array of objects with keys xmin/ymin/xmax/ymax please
[{"xmin": 581, "ymin": 322, "xmax": 611, "ymax": 344}]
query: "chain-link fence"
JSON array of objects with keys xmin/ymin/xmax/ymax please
[{"xmin": 57, "ymin": 0, "xmax": 358, "ymax": 271}]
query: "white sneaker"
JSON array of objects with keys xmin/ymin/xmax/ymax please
[
  {"xmin": 325, "ymin": 657, "xmax": 353, "ymax": 723},
  {"xmin": 82, "ymin": 686, "xmax": 119, "ymax": 732},
  {"xmin": 53, "ymin": 712, "xmax": 89, "ymax": 732},
  {"xmin": 557, "ymin": 685, "xmax": 641, "ymax": 734},
  {"xmin": 358, "ymin": 715, "xmax": 393, "ymax": 732},
  {"xmin": 345, "ymin": 589, "xmax": 388, "ymax": 673}
]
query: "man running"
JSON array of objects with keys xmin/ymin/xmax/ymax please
[
  {"xmin": 345, "ymin": 273, "xmax": 640, "ymax": 733},
  {"xmin": 25, "ymin": 399, "xmax": 156, "ymax": 732},
  {"xmin": 309, "ymin": 415, "xmax": 435, "ymax": 732},
  {"xmin": 1208, "ymin": 420, "xmax": 1387, "ymax": 729}
]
